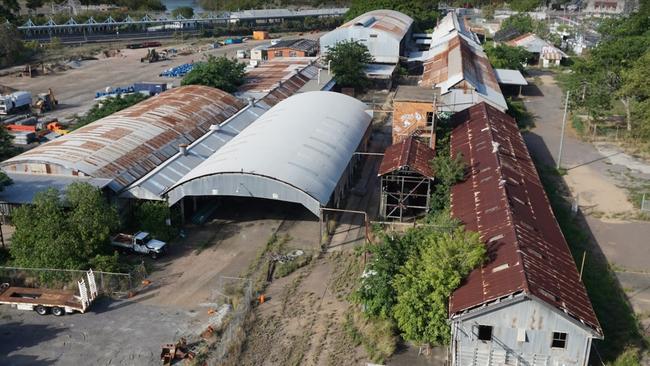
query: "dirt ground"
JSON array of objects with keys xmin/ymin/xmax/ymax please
[{"xmin": 0, "ymin": 32, "xmax": 323, "ymax": 121}]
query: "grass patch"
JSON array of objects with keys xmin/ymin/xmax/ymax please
[
  {"xmin": 344, "ymin": 310, "xmax": 398, "ymax": 364},
  {"xmin": 273, "ymin": 253, "xmax": 312, "ymax": 279},
  {"xmin": 536, "ymin": 164, "xmax": 645, "ymax": 361}
]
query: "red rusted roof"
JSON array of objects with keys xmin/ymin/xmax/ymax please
[
  {"xmin": 449, "ymin": 102, "xmax": 602, "ymax": 336},
  {"xmin": 378, "ymin": 136, "xmax": 435, "ymax": 178}
]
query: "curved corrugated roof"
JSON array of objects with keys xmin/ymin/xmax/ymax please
[
  {"xmin": 166, "ymin": 91, "xmax": 371, "ymax": 215},
  {"xmin": 1, "ymin": 85, "xmax": 246, "ymax": 191},
  {"xmin": 341, "ymin": 9, "xmax": 414, "ymax": 42}
]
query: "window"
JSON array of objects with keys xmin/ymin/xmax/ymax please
[
  {"xmin": 551, "ymin": 332, "xmax": 567, "ymax": 349},
  {"xmin": 289, "ymin": 51, "xmax": 297, "ymax": 57},
  {"xmin": 426, "ymin": 112, "xmax": 434, "ymax": 126},
  {"xmin": 477, "ymin": 325, "xmax": 493, "ymax": 341},
  {"xmin": 274, "ymin": 51, "xmax": 282, "ymax": 57},
  {"xmin": 370, "ymin": 34, "xmax": 378, "ymax": 38}
]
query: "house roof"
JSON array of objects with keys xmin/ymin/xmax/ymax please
[
  {"xmin": 493, "ymin": 27, "xmax": 521, "ymax": 42},
  {"xmin": 506, "ymin": 33, "xmax": 568, "ymax": 58},
  {"xmin": 494, "ymin": 68, "xmax": 528, "ymax": 85},
  {"xmin": 449, "ymin": 102, "xmax": 602, "ymax": 336},
  {"xmin": 0, "ymin": 173, "xmax": 111, "ymax": 205},
  {"xmin": 268, "ymin": 38, "xmax": 318, "ymax": 53},
  {"xmin": 378, "ymin": 136, "xmax": 435, "ymax": 178}
]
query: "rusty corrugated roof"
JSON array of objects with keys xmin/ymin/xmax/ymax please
[
  {"xmin": 237, "ymin": 58, "xmax": 317, "ymax": 105},
  {"xmin": 448, "ymin": 102, "xmax": 602, "ymax": 336},
  {"xmin": 1, "ymin": 85, "xmax": 246, "ymax": 191},
  {"xmin": 378, "ymin": 136, "xmax": 435, "ymax": 178}
]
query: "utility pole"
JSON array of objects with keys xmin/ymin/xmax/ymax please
[{"xmin": 557, "ymin": 90, "xmax": 570, "ymax": 170}]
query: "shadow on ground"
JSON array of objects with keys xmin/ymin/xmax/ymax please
[{"xmin": 525, "ymin": 131, "xmax": 645, "ymax": 362}]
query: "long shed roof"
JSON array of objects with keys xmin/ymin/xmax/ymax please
[
  {"xmin": 1, "ymin": 86, "xmax": 245, "ymax": 192},
  {"xmin": 166, "ymin": 91, "xmax": 371, "ymax": 216},
  {"xmin": 448, "ymin": 102, "xmax": 601, "ymax": 336}
]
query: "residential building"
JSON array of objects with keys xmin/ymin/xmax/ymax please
[{"xmin": 506, "ymin": 33, "xmax": 568, "ymax": 67}]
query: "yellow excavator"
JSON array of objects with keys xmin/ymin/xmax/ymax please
[{"xmin": 33, "ymin": 88, "xmax": 58, "ymax": 114}]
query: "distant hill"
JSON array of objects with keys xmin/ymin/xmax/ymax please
[{"xmin": 198, "ymin": 0, "xmax": 350, "ymax": 11}]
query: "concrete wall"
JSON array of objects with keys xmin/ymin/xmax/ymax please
[
  {"xmin": 392, "ymin": 100, "xmax": 434, "ymax": 144},
  {"xmin": 451, "ymin": 297, "xmax": 596, "ymax": 366}
]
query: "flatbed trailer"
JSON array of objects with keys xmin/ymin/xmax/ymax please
[{"xmin": 0, "ymin": 269, "xmax": 98, "ymax": 316}]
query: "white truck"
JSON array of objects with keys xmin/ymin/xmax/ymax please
[
  {"xmin": 0, "ymin": 91, "xmax": 32, "ymax": 114},
  {"xmin": 111, "ymin": 231, "xmax": 167, "ymax": 259},
  {"xmin": 0, "ymin": 269, "xmax": 98, "ymax": 316}
]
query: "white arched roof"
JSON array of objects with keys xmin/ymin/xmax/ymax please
[{"xmin": 166, "ymin": 91, "xmax": 372, "ymax": 215}]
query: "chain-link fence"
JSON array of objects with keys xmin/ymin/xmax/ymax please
[
  {"xmin": 203, "ymin": 276, "xmax": 253, "ymax": 364},
  {"xmin": 0, "ymin": 264, "xmax": 147, "ymax": 298}
]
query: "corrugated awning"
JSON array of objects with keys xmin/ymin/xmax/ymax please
[{"xmin": 494, "ymin": 69, "xmax": 528, "ymax": 86}]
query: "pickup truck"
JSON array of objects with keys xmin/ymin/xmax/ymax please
[{"xmin": 111, "ymin": 231, "xmax": 167, "ymax": 259}]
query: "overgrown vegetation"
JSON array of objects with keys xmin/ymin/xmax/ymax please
[
  {"xmin": 507, "ymin": 97, "xmax": 535, "ymax": 130},
  {"xmin": 393, "ymin": 228, "xmax": 484, "ymax": 344},
  {"xmin": 353, "ymin": 210, "xmax": 484, "ymax": 347},
  {"xmin": 10, "ymin": 183, "xmax": 120, "ymax": 271},
  {"xmin": 181, "ymin": 55, "xmax": 246, "ymax": 93},
  {"xmin": 485, "ymin": 43, "xmax": 531, "ymax": 72},
  {"xmin": 536, "ymin": 164, "xmax": 645, "ymax": 362},
  {"xmin": 133, "ymin": 201, "xmax": 177, "ymax": 242},
  {"xmin": 74, "ymin": 93, "xmax": 149, "ymax": 130},
  {"xmin": 324, "ymin": 40, "xmax": 373, "ymax": 91}
]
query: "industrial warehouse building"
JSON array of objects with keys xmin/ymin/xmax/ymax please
[
  {"xmin": 0, "ymin": 59, "xmax": 334, "ymax": 214},
  {"xmin": 166, "ymin": 91, "xmax": 372, "ymax": 217},
  {"xmin": 0, "ymin": 86, "xmax": 246, "ymax": 212},
  {"xmin": 320, "ymin": 9, "xmax": 414, "ymax": 64},
  {"xmin": 448, "ymin": 102, "xmax": 602, "ymax": 366}
]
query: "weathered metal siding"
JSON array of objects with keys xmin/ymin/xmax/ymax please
[
  {"xmin": 0, "ymin": 85, "xmax": 246, "ymax": 192},
  {"xmin": 320, "ymin": 10, "xmax": 413, "ymax": 64},
  {"xmin": 452, "ymin": 298, "xmax": 593, "ymax": 366}
]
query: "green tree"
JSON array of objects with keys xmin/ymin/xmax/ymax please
[
  {"xmin": 508, "ymin": 0, "xmax": 541, "ymax": 12},
  {"xmin": 65, "ymin": 182, "xmax": 119, "ymax": 259},
  {"xmin": 500, "ymin": 13, "xmax": 535, "ymax": 34},
  {"xmin": 26, "ymin": 0, "xmax": 44, "ymax": 11},
  {"xmin": 482, "ymin": 4, "xmax": 496, "ymax": 20},
  {"xmin": 10, "ymin": 184, "xmax": 120, "ymax": 270},
  {"xmin": 0, "ymin": 124, "xmax": 17, "ymax": 160},
  {"xmin": 485, "ymin": 44, "xmax": 531, "ymax": 71},
  {"xmin": 324, "ymin": 40, "xmax": 374, "ymax": 91},
  {"xmin": 0, "ymin": 171, "xmax": 11, "ymax": 192},
  {"xmin": 134, "ymin": 201, "xmax": 176, "ymax": 241},
  {"xmin": 0, "ymin": 0, "xmax": 19, "ymax": 22},
  {"xmin": 171, "ymin": 6, "xmax": 194, "ymax": 19},
  {"xmin": 75, "ymin": 93, "xmax": 149, "ymax": 129},
  {"xmin": 181, "ymin": 55, "xmax": 246, "ymax": 93},
  {"xmin": 0, "ymin": 24, "xmax": 30, "ymax": 67},
  {"xmin": 392, "ymin": 228, "xmax": 485, "ymax": 345},
  {"xmin": 429, "ymin": 153, "xmax": 466, "ymax": 211}
]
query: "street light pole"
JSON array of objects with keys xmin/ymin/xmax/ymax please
[{"xmin": 557, "ymin": 90, "xmax": 570, "ymax": 170}]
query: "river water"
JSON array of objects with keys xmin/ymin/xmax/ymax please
[{"xmin": 161, "ymin": 0, "xmax": 204, "ymax": 12}]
